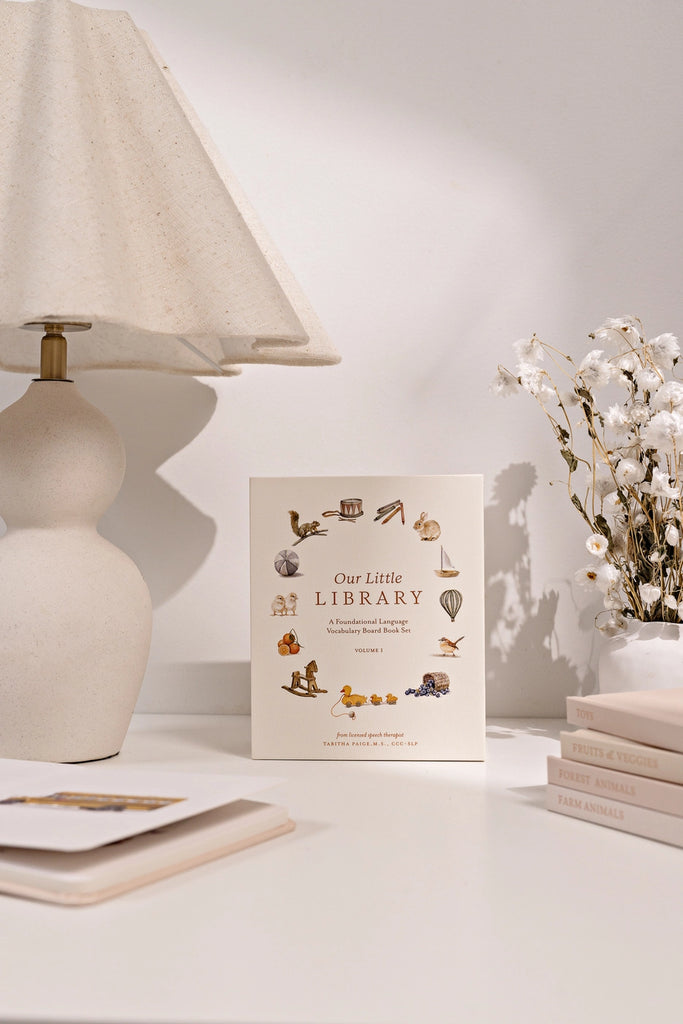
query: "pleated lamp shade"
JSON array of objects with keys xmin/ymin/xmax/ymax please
[{"xmin": 0, "ymin": 0, "xmax": 340, "ymax": 374}]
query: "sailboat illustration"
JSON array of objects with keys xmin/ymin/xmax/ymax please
[{"xmin": 435, "ymin": 546, "xmax": 460, "ymax": 578}]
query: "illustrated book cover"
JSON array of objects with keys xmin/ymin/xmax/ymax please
[
  {"xmin": 0, "ymin": 760, "xmax": 293, "ymax": 904},
  {"xmin": 566, "ymin": 688, "xmax": 683, "ymax": 753},
  {"xmin": 249, "ymin": 475, "xmax": 485, "ymax": 760}
]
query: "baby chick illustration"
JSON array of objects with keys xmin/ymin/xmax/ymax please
[{"xmin": 438, "ymin": 635, "xmax": 464, "ymax": 656}]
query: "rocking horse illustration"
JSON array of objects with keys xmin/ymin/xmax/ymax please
[{"xmin": 282, "ymin": 659, "xmax": 327, "ymax": 697}]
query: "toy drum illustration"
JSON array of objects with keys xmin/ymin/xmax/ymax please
[{"xmin": 323, "ymin": 498, "xmax": 364, "ymax": 520}]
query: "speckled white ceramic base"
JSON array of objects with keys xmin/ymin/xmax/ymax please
[{"xmin": 0, "ymin": 380, "xmax": 152, "ymax": 762}]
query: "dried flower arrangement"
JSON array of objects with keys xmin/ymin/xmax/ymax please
[{"xmin": 493, "ymin": 315, "xmax": 683, "ymax": 633}]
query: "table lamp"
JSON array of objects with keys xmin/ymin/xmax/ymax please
[{"xmin": 0, "ymin": 0, "xmax": 340, "ymax": 763}]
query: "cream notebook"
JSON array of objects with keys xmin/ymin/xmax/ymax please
[{"xmin": 0, "ymin": 761, "xmax": 293, "ymax": 905}]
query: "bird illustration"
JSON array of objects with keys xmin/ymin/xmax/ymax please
[{"xmin": 438, "ymin": 636, "xmax": 464, "ymax": 656}]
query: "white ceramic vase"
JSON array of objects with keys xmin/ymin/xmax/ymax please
[
  {"xmin": 598, "ymin": 620, "xmax": 683, "ymax": 693},
  {"xmin": 0, "ymin": 380, "xmax": 152, "ymax": 762}
]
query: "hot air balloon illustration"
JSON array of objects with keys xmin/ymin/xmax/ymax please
[{"xmin": 440, "ymin": 588, "xmax": 462, "ymax": 622}]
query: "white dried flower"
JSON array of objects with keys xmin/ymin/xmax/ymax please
[
  {"xmin": 634, "ymin": 365, "xmax": 663, "ymax": 394},
  {"xmin": 574, "ymin": 566, "xmax": 600, "ymax": 589},
  {"xmin": 615, "ymin": 458, "xmax": 646, "ymax": 488},
  {"xmin": 586, "ymin": 533, "xmax": 609, "ymax": 557},
  {"xmin": 517, "ymin": 362, "xmax": 554, "ymax": 401},
  {"xmin": 629, "ymin": 402, "xmax": 651, "ymax": 425},
  {"xmin": 652, "ymin": 380, "xmax": 683, "ymax": 410},
  {"xmin": 648, "ymin": 333, "xmax": 680, "ymax": 371},
  {"xmin": 592, "ymin": 316, "xmax": 643, "ymax": 346},
  {"xmin": 665, "ymin": 524, "xmax": 680, "ymax": 547},
  {"xmin": 590, "ymin": 466, "xmax": 618, "ymax": 498},
  {"xmin": 499, "ymin": 318, "xmax": 683, "ymax": 627},
  {"xmin": 604, "ymin": 404, "xmax": 632, "ymax": 435},
  {"xmin": 640, "ymin": 468, "xmax": 679, "ymax": 500},
  {"xmin": 614, "ymin": 351, "xmax": 640, "ymax": 374},
  {"xmin": 595, "ymin": 563, "xmax": 621, "ymax": 595},
  {"xmin": 578, "ymin": 349, "xmax": 613, "ymax": 389},
  {"xmin": 601, "ymin": 491, "xmax": 623, "ymax": 516},
  {"xmin": 513, "ymin": 336, "xmax": 544, "ymax": 364},
  {"xmin": 639, "ymin": 582, "xmax": 661, "ymax": 608},
  {"xmin": 641, "ymin": 410, "xmax": 683, "ymax": 451},
  {"xmin": 490, "ymin": 366, "xmax": 520, "ymax": 397}
]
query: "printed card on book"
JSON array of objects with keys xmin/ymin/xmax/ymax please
[
  {"xmin": 249, "ymin": 475, "xmax": 485, "ymax": 760},
  {"xmin": 0, "ymin": 760, "xmax": 292, "ymax": 904}
]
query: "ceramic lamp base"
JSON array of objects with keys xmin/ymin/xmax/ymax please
[{"xmin": 0, "ymin": 380, "xmax": 152, "ymax": 762}]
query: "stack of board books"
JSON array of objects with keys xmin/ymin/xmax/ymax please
[{"xmin": 546, "ymin": 687, "xmax": 683, "ymax": 848}]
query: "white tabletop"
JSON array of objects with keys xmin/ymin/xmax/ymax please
[{"xmin": 1, "ymin": 715, "xmax": 681, "ymax": 1024}]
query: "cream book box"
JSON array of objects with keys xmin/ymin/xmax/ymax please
[{"xmin": 250, "ymin": 475, "xmax": 485, "ymax": 760}]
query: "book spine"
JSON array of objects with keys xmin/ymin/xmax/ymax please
[
  {"xmin": 547, "ymin": 756, "xmax": 683, "ymax": 817},
  {"xmin": 560, "ymin": 729, "xmax": 683, "ymax": 785},
  {"xmin": 565, "ymin": 697, "xmax": 683, "ymax": 754},
  {"xmin": 546, "ymin": 784, "xmax": 683, "ymax": 848}
]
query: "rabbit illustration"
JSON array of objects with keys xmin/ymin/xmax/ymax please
[{"xmin": 413, "ymin": 512, "xmax": 441, "ymax": 541}]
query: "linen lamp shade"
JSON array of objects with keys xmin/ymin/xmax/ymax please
[
  {"xmin": 0, "ymin": 0, "xmax": 339, "ymax": 762},
  {"xmin": 0, "ymin": 0, "xmax": 339, "ymax": 373}
]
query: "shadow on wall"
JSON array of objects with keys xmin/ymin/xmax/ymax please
[
  {"xmin": 76, "ymin": 371, "xmax": 218, "ymax": 608},
  {"xmin": 485, "ymin": 462, "xmax": 594, "ymax": 716}
]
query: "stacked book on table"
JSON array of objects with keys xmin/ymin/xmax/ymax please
[
  {"xmin": 546, "ymin": 688, "xmax": 683, "ymax": 848},
  {"xmin": 0, "ymin": 761, "xmax": 293, "ymax": 905}
]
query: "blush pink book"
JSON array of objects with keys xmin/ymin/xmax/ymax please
[
  {"xmin": 546, "ymin": 784, "xmax": 683, "ymax": 848},
  {"xmin": 547, "ymin": 755, "xmax": 683, "ymax": 817},
  {"xmin": 559, "ymin": 729, "xmax": 683, "ymax": 785},
  {"xmin": 565, "ymin": 688, "xmax": 683, "ymax": 753}
]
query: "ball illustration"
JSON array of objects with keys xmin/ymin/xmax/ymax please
[{"xmin": 274, "ymin": 549, "xmax": 299, "ymax": 576}]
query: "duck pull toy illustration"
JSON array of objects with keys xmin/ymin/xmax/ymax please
[
  {"xmin": 282, "ymin": 659, "xmax": 327, "ymax": 697},
  {"xmin": 331, "ymin": 687, "xmax": 399, "ymax": 718},
  {"xmin": 330, "ymin": 685, "xmax": 367, "ymax": 719}
]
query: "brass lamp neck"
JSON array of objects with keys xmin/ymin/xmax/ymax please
[
  {"xmin": 25, "ymin": 320, "xmax": 91, "ymax": 380},
  {"xmin": 40, "ymin": 325, "xmax": 68, "ymax": 380}
]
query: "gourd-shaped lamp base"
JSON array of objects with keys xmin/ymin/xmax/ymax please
[{"xmin": 0, "ymin": 329, "xmax": 152, "ymax": 762}]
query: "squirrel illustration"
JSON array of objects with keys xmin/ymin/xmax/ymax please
[{"xmin": 289, "ymin": 510, "xmax": 327, "ymax": 542}]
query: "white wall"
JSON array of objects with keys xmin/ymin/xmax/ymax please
[{"xmin": 4, "ymin": 0, "xmax": 682, "ymax": 715}]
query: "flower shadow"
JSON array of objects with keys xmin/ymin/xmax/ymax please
[{"xmin": 485, "ymin": 462, "xmax": 592, "ymax": 715}]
